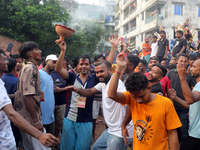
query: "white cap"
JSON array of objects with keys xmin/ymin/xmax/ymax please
[{"xmin": 45, "ymin": 54, "xmax": 58, "ymax": 61}]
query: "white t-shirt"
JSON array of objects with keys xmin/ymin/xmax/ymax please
[
  {"xmin": 95, "ymin": 77, "xmax": 133, "ymax": 138},
  {"xmin": 0, "ymin": 79, "xmax": 16, "ymax": 150},
  {"xmin": 151, "ymin": 42, "xmax": 158, "ymax": 57}
]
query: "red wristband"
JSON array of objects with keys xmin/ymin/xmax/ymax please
[{"xmin": 114, "ymin": 70, "xmax": 121, "ymax": 75}]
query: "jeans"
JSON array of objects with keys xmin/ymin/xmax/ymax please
[
  {"xmin": 176, "ymin": 110, "xmax": 189, "ymax": 142},
  {"xmin": 92, "ymin": 129, "xmax": 133, "ymax": 150}
]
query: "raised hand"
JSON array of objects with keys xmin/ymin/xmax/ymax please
[
  {"xmin": 38, "ymin": 133, "xmax": 59, "ymax": 147},
  {"xmin": 109, "ymin": 34, "xmax": 119, "ymax": 46},
  {"xmin": 116, "ymin": 52, "xmax": 127, "ymax": 68},
  {"xmin": 167, "ymin": 89, "xmax": 177, "ymax": 100},
  {"xmin": 55, "ymin": 39, "xmax": 67, "ymax": 52},
  {"xmin": 177, "ymin": 62, "xmax": 190, "ymax": 79}
]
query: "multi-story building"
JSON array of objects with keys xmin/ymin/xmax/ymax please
[
  {"xmin": 115, "ymin": 0, "xmax": 200, "ymax": 50},
  {"xmin": 59, "ymin": 0, "xmax": 116, "ymax": 52}
]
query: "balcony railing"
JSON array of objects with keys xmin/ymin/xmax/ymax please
[{"xmin": 145, "ymin": 14, "xmax": 158, "ymax": 24}]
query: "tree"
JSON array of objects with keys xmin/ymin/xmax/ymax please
[{"xmin": 0, "ymin": 0, "xmax": 104, "ymax": 57}]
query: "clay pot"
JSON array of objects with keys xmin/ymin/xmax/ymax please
[{"xmin": 55, "ymin": 24, "xmax": 75, "ymax": 41}]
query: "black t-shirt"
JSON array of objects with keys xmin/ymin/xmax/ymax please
[
  {"xmin": 172, "ymin": 38, "xmax": 187, "ymax": 57},
  {"xmin": 167, "ymin": 69, "xmax": 196, "ymax": 111},
  {"xmin": 50, "ymin": 71, "xmax": 67, "ymax": 105},
  {"xmin": 151, "ymin": 83, "xmax": 163, "ymax": 96},
  {"xmin": 157, "ymin": 37, "xmax": 169, "ymax": 56}
]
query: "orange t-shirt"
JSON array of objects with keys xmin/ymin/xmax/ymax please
[
  {"xmin": 142, "ymin": 43, "xmax": 151, "ymax": 56},
  {"xmin": 122, "ymin": 92, "xmax": 182, "ymax": 150}
]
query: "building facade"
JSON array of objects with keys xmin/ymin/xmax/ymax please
[
  {"xmin": 59, "ymin": 0, "xmax": 116, "ymax": 52},
  {"xmin": 115, "ymin": 0, "xmax": 200, "ymax": 50}
]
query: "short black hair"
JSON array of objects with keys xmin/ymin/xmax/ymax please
[
  {"xmin": 72, "ymin": 56, "xmax": 78, "ymax": 68},
  {"xmin": 189, "ymin": 54, "xmax": 197, "ymax": 60},
  {"xmin": 177, "ymin": 30, "xmax": 183, "ymax": 36},
  {"xmin": 149, "ymin": 56, "xmax": 159, "ymax": 62},
  {"xmin": 127, "ymin": 55, "xmax": 140, "ymax": 69},
  {"xmin": 140, "ymin": 59, "xmax": 147, "ymax": 67},
  {"xmin": 152, "ymin": 36, "xmax": 157, "ymax": 39},
  {"xmin": 160, "ymin": 31, "xmax": 166, "ymax": 35},
  {"xmin": 5, "ymin": 58, "xmax": 16, "ymax": 73},
  {"xmin": 167, "ymin": 64, "xmax": 176, "ymax": 70},
  {"xmin": 95, "ymin": 60, "xmax": 111, "ymax": 69},
  {"xmin": 125, "ymin": 73, "xmax": 149, "ymax": 93},
  {"xmin": 64, "ymin": 56, "xmax": 70, "ymax": 64},
  {"xmin": 0, "ymin": 49, "xmax": 5, "ymax": 56},
  {"xmin": 94, "ymin": 54, "xmax": 105, "ymax": 62},
  {"xmin": 154, "ymin": 64, "xmax": 167, "ymax": 77},
  {"xmin": 79, "ymin": 54, "xmax": 91, "ymax": 64},
  {"xmin": 177, "ymin": 53, "xmax": 189, "ymax": 60},
  {"xmin": 18, "ymin": 42, "xmax": 39, "ymax": 59},
  {"xmin": 11, "ymin": 54, "xmax": 22, "ymax": 60},
  {"xmin": 185, "ymin": 34, "xmax": 192, "ymax": 40}
]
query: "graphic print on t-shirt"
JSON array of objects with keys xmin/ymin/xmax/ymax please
[
  {"xmin": 174, "ymin": 41, "xmax": 179, "ymax": 48},
  {"xmin": 134, "ymin": 115, "xmax": 153, "ymax": 145}
]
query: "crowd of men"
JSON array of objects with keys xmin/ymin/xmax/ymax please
[{"xmin": 1, "ymin": 32, "xmax": 200, "ymax": 150}]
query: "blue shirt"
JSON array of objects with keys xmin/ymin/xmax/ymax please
[
  {"xmin": 50, "ymin": 71, "xmax": 67, "ymax": 105},
  {"xmin": 189, "ymin": 81, "xmax": 200, "ymax": 138},
  {"xmin": 39, "ymin": 70, "xmax": 55, "ymax": 125},
  {"xmin": 65, "ymin": 72, "xmax": 99, "ymax": 122},
  {"xmin": 1, "ymin": 73, "xmax": 18, "ymax": 95}
]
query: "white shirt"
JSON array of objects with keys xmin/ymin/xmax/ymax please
[
  {"xmin": 0, "ymin": 79, "xmax": 16, "ymax": 150},
  {"xmin": 151, "ymin": 42, "xmax": 158, "ymax": 57},
  {"xmin": 95, "ymin": 77, "xmax": 133, "ymax": 138}
]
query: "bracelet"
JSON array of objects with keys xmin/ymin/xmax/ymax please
[
  {"xmin": 34, "ymin": 121, "xmax": 40, "ymax": 125},
  {"xmin": 114, "ymin": 70, "xmax": 121, "ymax": 75}
]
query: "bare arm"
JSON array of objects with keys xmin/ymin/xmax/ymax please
[
  {"xmin": 177, "ymin": 63, "xmax": 200, "ymax": 104},
  {"xmin": 168, "ymin": 129, "xmax": 179, "ymax": 150},
  {"xmin": 24, "ymin": 95, "xmax": 43, "ymax": 131},
  {"xmin": 164, "ymin": 45, "xmax": 168, "ymax": 56},
  {"xmin": 65, "ymin": 86, "xmax": 99, "ymax": 97},
  {"xmin": 121, "ymin": 105, "xmax": 132, "ymax": 145},
  {"xmin": 178, "ymin": 46, "xmax": 186, "ymax": 55},
  {"xmin": 155, "ymin": 46, "xmax": 159, "ymax": 56},
  {"xmin": 107, "ymin": 53, "xmax": 127, "ymax": 103},
  {"xmin": 8, "ymin": 94, "xmax": 15, "ymax": 99},
  {"xmin": 55, "ymin": 39, "xmax": 68, "ymax": 79},
  {"xmin": 168, "ymin": 89, "xmax": 189, "ymax": 109},
  {"xmin": 3, "ymin": 104, "xmax": 58, "ymax": 147},
  {"xmin": 107, "ymin": 34, "xmax": 119, "ymax": 64}
]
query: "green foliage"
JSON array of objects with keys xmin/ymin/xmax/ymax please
[{"xmin": 0, "ymin": 0, "xmax": 104, "ymax": 58}]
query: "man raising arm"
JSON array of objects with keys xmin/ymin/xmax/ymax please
[{"xmin": 108, "ymin": 52, "xmax": 181, "ymax": 150}]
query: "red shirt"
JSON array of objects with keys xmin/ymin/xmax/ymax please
[{"xmin": 145, "ymin": 72, "xmax": 171, "ymax": 96}]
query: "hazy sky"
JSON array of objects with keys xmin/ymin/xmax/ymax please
[{"xmin": 76, "ymin": 0, "xmax": 100, "ymax": 5}]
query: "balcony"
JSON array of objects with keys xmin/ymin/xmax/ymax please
[{"xmin": 145, "ymin": 13, "xmax": 158, "ymax": 24}]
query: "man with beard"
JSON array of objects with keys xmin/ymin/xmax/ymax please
[
  {"xmin": 148, "ymin": 64, "xmax": 167, "ymax": 95},
  {"xmin": 65, "ymin": 60, "xmax": 134, "ymax": 150},
  {"xmin": 167, "ymin": 53, "xmax": 196, "ymax": 143},
  {"xmin": 146, "ymin": 57, "xmax": 171, "ymax": 96},
  {"xmin": 39, "ymin": 54, "xmax": 58, "ymax": 135},
  {"xmin": 107, "ymin": 52, "xmax": 181, "ymax": 150},
  {"xmin": 55, "ymin": 35, "xmax": 119, "ymax": 150},
  {"xmin": 177, "ymin": 59, "xmax": 200, "ymax": 149},
  {"xmin": 11, "ymin": 54, "xmax": 23, "ymax": 78}
]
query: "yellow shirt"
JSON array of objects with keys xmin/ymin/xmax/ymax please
[{"xmin": 122, "ymin": 92, "xmax": 182, "ymax": 150}]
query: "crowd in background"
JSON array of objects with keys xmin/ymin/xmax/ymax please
[{"xmin": 1, "ymin": 31, "xmax": 200, "ymax": 150}]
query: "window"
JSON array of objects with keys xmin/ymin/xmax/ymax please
[
  {"xmin": 198, "ymin": 7, "xmax": 200, "ymax": 17},
  {"xmin": 123, "ymin": 24, "xmax": 129, "ymax": 35},
  {"xmin": 174, "ymin": 5, "xmax": 182, "ymax": 15},
  {"xmin": 141, "ymin": 33, "xmax": 143, "ymax": 42},
  {"xmin": 130, "ymin": 1, "xmax": 137, "ymax": 14},
  {"xmin": 142, "ymin": 12, "xmax": 144, "ymax": 20},
  {"xmin": 124, "ymin": 7, "xmax": 129, "ymax": 20},
  {"xmin": 130, "ymin": 19, "xmax": 136, "ymax": 31}
]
